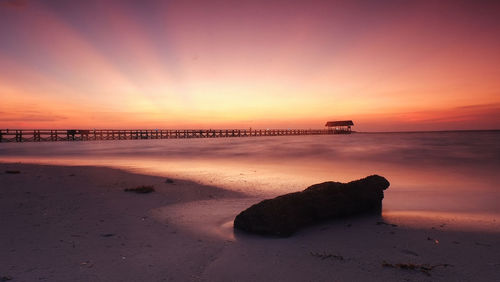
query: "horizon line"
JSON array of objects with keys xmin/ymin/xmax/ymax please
[{"xmin": 1, "ymin": 128, "xmax": 499, "ymax": 133}]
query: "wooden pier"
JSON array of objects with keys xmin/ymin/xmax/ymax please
[{"xmin": 0, "ymin": 128, "xmax": 340, "ymax": 143}]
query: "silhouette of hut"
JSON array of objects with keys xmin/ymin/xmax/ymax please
[{"xmin": 325, "ymin": 120, "xmax": 354, "ymax": 134}]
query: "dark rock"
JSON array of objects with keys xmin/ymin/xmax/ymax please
[
  {"xmin": 165, "ymin": 178, "xmax": 174, "ymax": 184},
  {"xmin": 5, "ymin": 170, "xmax": 20, "ymax": 174},
  {"xmin": 234, "ymin": 175, "xmax": 390, "ymax": 237}
]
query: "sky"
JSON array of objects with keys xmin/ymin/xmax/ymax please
[{"xmin": 0, "ymin": 0, "xmax": 499, "ymax": 131}]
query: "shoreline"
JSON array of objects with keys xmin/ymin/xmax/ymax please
[{"xmin": 1, "ymin": 162, "xmax": 499, "ymax": 281}]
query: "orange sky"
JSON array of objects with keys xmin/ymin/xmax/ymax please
[{"xmin": 0, "ymin": 0, "xmax": 499, "ymax": 131}]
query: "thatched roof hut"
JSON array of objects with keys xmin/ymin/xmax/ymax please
[
  {"xmin": 325, "ymin": 120, "xmax": 354, "ymax": 127},
  {"xmin": 325, "ymin": 120, "xmax": 354, "ymax": 134}
]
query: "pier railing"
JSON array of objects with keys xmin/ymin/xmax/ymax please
[{"xmin": 0, "ymin": 128, "xmax": 345, "ymax": 143}]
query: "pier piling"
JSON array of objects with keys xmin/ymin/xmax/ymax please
[{"xmin": 0, "ymin": 128, "xmax": 347, "ymax": 143}]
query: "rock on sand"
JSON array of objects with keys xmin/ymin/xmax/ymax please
[{"xmin": 234, "ymin": 175, "xmax": 390, "ymax": 237}]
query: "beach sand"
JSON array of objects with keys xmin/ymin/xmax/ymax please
[{"xmin": 1, "ymin": 163, "xmax": 499, "ymax": 281}]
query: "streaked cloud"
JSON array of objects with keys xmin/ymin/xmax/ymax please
[
  {"xmin": 0, "ymin": 0, "xmax": 27, "ymax": 9},
  {"xmin": 0, "ymin": 0, "xmax": 499, "ymax": 130}
]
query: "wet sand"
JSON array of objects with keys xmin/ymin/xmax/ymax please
[{"xmin": 1, "ymin": 163, "xmax": 499, "ymax": 281}]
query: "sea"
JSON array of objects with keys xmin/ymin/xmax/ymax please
[{"xmin": 1, "ymin": 130, "xmax": 499, "ymax": 225}]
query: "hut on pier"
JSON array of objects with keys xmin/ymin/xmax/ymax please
[{"xmin": 325, "ymin": 120, "xmax": 354, "ymax": 134}]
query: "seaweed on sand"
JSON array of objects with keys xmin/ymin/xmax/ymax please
[
  {"xmin": 124, "ymin": 185, "xmax": 155, "ymax": 194},
  {"xmin": 382, "ymin": 261, "xmax": 452, "ymax": 276}
]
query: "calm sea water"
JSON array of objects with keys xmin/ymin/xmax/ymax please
[{"xmin": 1, "ymin": 131, "xmax": 499, "ymax": 217}]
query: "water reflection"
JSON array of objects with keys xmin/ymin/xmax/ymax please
[
  {"xmin": 382, "ymin": 210, "xmax": 500, "ymax": 232},
  {"xmin": 1, "ymin": 131, "xmax": 499, "ymax": 218}
]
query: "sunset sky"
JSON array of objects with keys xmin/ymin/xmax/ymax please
[{"xmin": 0, "ymin": 0, "xmax": 499, "ymax": 131}]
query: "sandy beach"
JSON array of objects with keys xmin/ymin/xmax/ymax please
[{"xmin": 1, "ymin": 162, "xmax": 499, "ymax": 282}]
